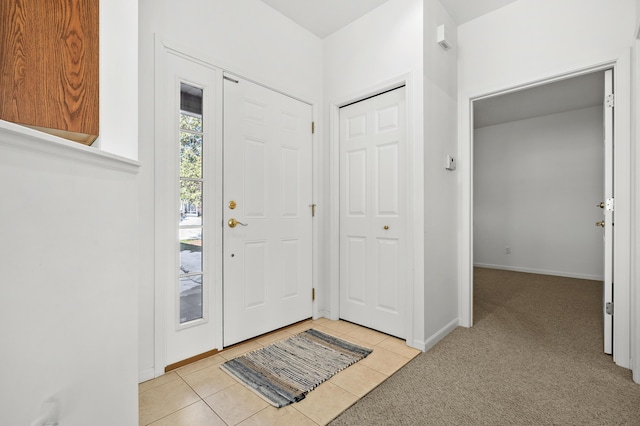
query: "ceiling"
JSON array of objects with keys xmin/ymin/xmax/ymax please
[
  {"xmin": 261, "ymin": 0, "xmax": 390, "ymax": 38},
  {"xmin": 261, "ymin": 0, "xmax": 521, "ymax": 39},
  {"xmin": 474, "ymin": 71, "xmax": 605, "ymax": 129}
]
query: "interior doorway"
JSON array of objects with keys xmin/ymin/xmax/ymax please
[{"xmin": 471, "ymin": 69, "xmax": 613, "ymax": 353}]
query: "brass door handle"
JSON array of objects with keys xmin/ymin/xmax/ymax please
[
  {"xmin": 228, "ymin": 218, "xmax": 248, "ymax": 228},
  {"xmin": 597, "ymin": 202, "xmax": 605, "ymax": 208},
  {"xmin": 596, "ymin": 221, "xmax": 605, "ymax": 227},
  {"xmin": 383, "ymin": 225, "xmax": 389, "ymax": 230}
]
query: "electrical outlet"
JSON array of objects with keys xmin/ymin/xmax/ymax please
[{"xmin": 505, "ymin": 247, "xmax": 511, "ymax": 255}]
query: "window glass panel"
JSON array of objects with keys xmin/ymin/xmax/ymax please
[
  {"xmin": 180, "ymin": 83, "xmax": 203, "ymax": 116},
  {"xmin": 180, "ymin": 275, "xmax": 203, "ymax": 323},
  {"xmin": 180, "ymin": 114, "xmax": 203, "ymax": 132},
  {"xmin": 180, "ymin": 132, "xmax": 202, "ymax": 179},
  {"xmin": 180, "ymin": 228, "xmax": 202, "ymax": 274},
  {"xmin": 180, "ymin": 180, "xmax": 202, "ymax": 225}
]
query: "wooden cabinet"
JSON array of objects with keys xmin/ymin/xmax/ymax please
[{"xmin": 0, "ymin": 0, "xmax": 99, "ymax": 145}]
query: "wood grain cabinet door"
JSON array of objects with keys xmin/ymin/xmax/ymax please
[{"xmin": 0, "ymin": 0, "xmax": 99, "ymax": 145}]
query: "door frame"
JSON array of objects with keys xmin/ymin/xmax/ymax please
[
  {"xmin": 458, "ymin": 51, "xmax": 633, "ymax": 370},
  {"xmin": 153, "ymin": 37, "xmax": 319, "ymax": 377},
  {"xmin": 328, "ymin": 72, "xmax": 422, "ymax": 349}
]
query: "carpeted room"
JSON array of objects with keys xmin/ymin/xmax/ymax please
[{"xmin": 331, "ymin": 268, "xmax": 640, "ymax": 425}]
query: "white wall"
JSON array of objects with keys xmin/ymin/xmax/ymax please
[
  {"xmin": 423, "ymin": 0, "xmax": 459, "ymax": 347},
  {"xmin": 0, "ymin": 0, "xmax": 140, "ymax": 423},
  {"xmin": 458, "ymin": 0, "xmax": 636, "ymax": 95},
  {"xmin": 458, "ymin": 0, "xmax": 636, "ymax": 369},
  {"xmin": 474, "ymin": 106, "xmax": 604, "ymax": 280},
  {"xmin": 138, "ymin": 0, "xmax": 323, "ymax": 380},
  {"xmin": 323, "ymin": 0, "xmax": 427, "ymax": 347}
]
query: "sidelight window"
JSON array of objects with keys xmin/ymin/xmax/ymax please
[{"xmin": 178, "ymin": 83, "xmax": 204, "ymax": 324}]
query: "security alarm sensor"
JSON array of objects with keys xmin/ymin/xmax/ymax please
[{"xmin": 437, "ymin": 24, "xmax": 451, "ymax": 50}]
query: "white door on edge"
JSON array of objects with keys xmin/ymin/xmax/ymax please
[
  {"xmin": 223, "ymin": 74, "xmax": 313, "ymax": 346},
  {"xmin": 339, "ymin": 86, "xmax": 407, "ymax": 339},
  {"xmin": 602, "ymin": 69, "xmax": 614, "ymax": 355}
]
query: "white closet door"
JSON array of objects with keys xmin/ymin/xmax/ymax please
[{"xmin": 339, "ymin": 87, "xmax": 406, "ymax": 338}]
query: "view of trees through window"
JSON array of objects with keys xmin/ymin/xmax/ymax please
[{"xmin": 178, "ymin": 83, "xmax": 204, "ymax": 324}]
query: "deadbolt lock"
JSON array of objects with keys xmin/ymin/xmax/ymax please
[{"xmin": 228, "ymin": 200, "xmax": 237, "ymax": 210}]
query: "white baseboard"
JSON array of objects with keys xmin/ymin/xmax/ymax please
[
  {"xmin": 474, "ymin": 263, "xmax": 604, "ymax": 281},
  {"xmin": 139, "ymin": 368, "xmax": 156, "ymax": 384},
  {"xmin": 422, "ymin": 318, "xmax": 459, "ymax": 352},
  {"xmin": 316, "ymin": 310, "xmax": 333, "ymax": 320}
]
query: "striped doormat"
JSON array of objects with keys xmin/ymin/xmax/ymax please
[{"xmin": 220, "ymin": 328, "xmax": 372, "ymax": 407}]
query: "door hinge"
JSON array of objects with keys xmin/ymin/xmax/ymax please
[
  {"xmin": 309, "ymin": 203, "xmax": 317, "ymax": 217},
  {"xmin": 605, "ymin": 302, "xmax": 613, "ymax": 315},
  {"xmin": 606, "ymin": 198, "xmax": 614, "ymax": 212},
  {"xmin": 312, "ymin": 121, "xmax": 315, "ymax": 134},
  {"xmin": 605, "ymin": 94, "xmax": 614, "ymax": 108},
  {"xmin": 312, "ymin": 288, "xmax": 316, "ymax": 301}
]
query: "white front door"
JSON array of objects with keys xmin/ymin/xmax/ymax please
[
  {"xmin": 339, "ymin": 86, "xmax": 406, "ymax": 339},
  {"xmin": 602, "ymin": 69, "xmax": 614, "ymax": 355},
  {"xmin": 223, "ymin": 74, "xmax": 313, "ymax": 346}
]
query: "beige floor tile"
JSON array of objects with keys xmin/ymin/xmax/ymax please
[
  {"xmin": 175, "ymin": 353, "xmax": 226, "ymax": 378},
  {"xmin": 345, "ymin": 327, "xmax": 389, "ymax": 346},
  {"xmin": 293, "ymin": 382, "xmax": 359, "ymax": 425},
  {"xmin": 255, "ymin": 329, "xmax": 294, "ymax": 346},
  {"xmin": 285, "ymin": 320, "xmax": 315, "ymax": 334},
  {"xmin": 313, "ymin": 323, "xmax": 345, "ymax": 338},
  {"xmin": 359, "ymin": 346, "xmax": 411, "ymax": 376},
  {"xmin": 239, "ymin": 405, "xmax": 318, "ymax": 426},
  {"xmin": 139, "ymin": 371, "xmax": 182, "ymax": 394},
  {"xmin": 375, "ymin": 336, "xmax": 422, "ymax": 359},
  {"xmin": 139, "ymin": 379, "xmax": 200, "ymax": 426},
  {"xmin": 182, "ymin": 363, "xmax": 238, "ymax": 399},
  {"xmin": 320, "ymin": 320, "xmax": 360, "ymax": 335},
  {"xmin": 329, "ymin": 363, "xmax": 387, "ymax": 397},
  {"xmin": 219, "ymin": 340, "xmax": 263, "ymax": 360},
  {"xmin": 310, "ymin": 317, "xmax": 330, "ymax": 325},
  {"xmin": 148, "ymin": 400, "xmax": 226, "ymax": 426},
  {"xmin": 204, "ymin": 383, "xmax": 270, "ymax": 425}
]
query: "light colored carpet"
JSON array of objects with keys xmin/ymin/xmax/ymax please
[{"xmin": 331, "ymin": 268, "xmax": 640, "ymax": 425}]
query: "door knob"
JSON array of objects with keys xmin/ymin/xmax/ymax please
[
  {"xmin": 228, "ymin": 218, "xmax": 248, "ymax": 228},
  {"xmin": 597, "ymin": 202, "xmax": 605, "ymax": 208},
  {"xmin": 595, "ymin": 221, "xmax": 605, "ymax": 227}
]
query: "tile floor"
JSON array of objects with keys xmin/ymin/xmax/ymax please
[{"xmin": 139, "ymin": 318, "xmax": 421, "ymax": 425}]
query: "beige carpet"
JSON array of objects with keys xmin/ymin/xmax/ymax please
[{"xmin": 331, "ymin": 268, "xmax": 640, "ymax": 425}]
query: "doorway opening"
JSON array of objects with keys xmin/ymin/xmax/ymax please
[{"xmin": 470, "ymin": 69, "xmax": 613, "ymax": 354}]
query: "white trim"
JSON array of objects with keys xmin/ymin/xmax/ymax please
[
  {"xmin": 423, "ymin": 318, "xmax": 459, "ymax": 352},
  {"xmin": 474, "ymin": 264, "xmax": 604, "ymax": 282},
  {"xmin": 458, "ymin": 51, "xmax": 633, "ymax": 370},
  {"xmin": 138, "ymin": 368, "xmax": 155, "ymax": 384},
  {"xmin": 328, "ymin": 72, "xmax": 420, "ymax": 349},
  {"xmin": 0, "ymin": 120, "xmax": 140, "ymax": 173},
  {"xmin": 633, "ymin": 39, "xmax": 640, "ymax": 384}
]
